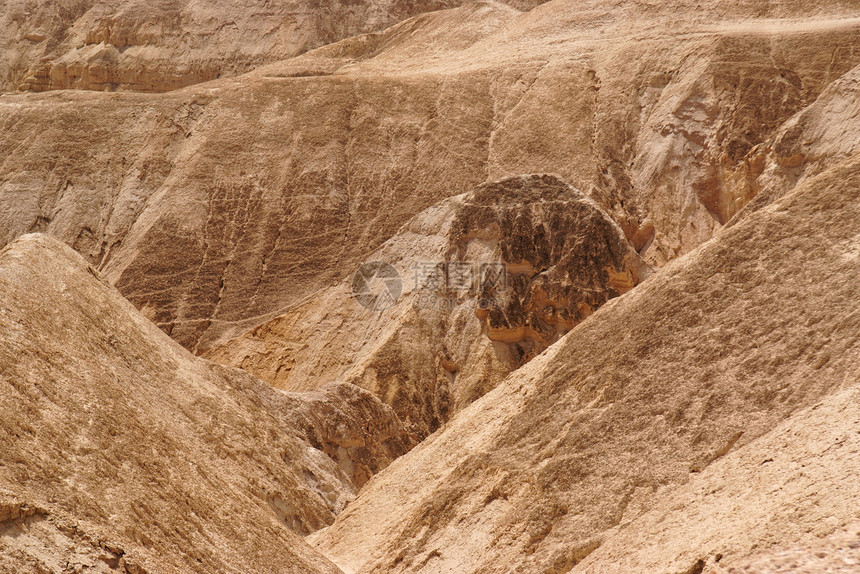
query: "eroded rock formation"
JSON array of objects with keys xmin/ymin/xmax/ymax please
[
  {"xmin": 284, "ymin": 382, "xmax": 416, "ymax": 488},
  {"xmin": 0, "ymin": 0, "xmax": 514, "ymax": 94},
  {"xmin": 206, "ymin": 174, "xmax": 646, "ymax": 438},
  {"xmin": 450, "ymin": 174, "xmax": 646, "ymax": 350},
  {"xmin": 311, "ymin": 152, "xmax": 860, "ymax": 573},
  {"xmin": 0, "ymin": 1, "xmax": 859, "ymax": 572}
]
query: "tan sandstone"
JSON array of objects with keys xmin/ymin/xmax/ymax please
[
  {"xmin": 0, "ymin": 0, "xmax": 545, "ymax": 94},
  {"xmin": 0, "ymin": 1, "xmax": 859, "ymax": 572},
  {"xmin": 0, "ymin": 233, "xmax": 406, "ymax": 573},
  {"xmin": 205, "ymin": 174, "xmax": 647, "ymax": 438},
  {"xmin": 2, "ymin": 0, "xmax": 858, "ymax": 354},
  {"xmin": 311, "ymin": 151, "xmax": 860, "ymax": 573}
]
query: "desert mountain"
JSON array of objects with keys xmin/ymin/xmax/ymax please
[
  {"xmin": 2, "ymin": 0, "xmax": 859, "ymax": 354},
  {"xmin": 0, "ymin": 0, "xmax": 859, "ymax": 572},
  {"xmin": 0, "ymin": 233, "xmax": 411, "ymax": 573},
  {"xmin": 0, "ymin": 0, "xmax": 546, "ymax": 94},
  {"xmin": 205, "ymin": 174, "xmax": 647, "ymax": 438},
  {"xmin": 310, "ymin": 153, "xmax": 860, "ymax": 572}
]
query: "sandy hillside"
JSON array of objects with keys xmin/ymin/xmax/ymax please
[
  {"xmin": 205, "ymin": 173, "xmax": 648, "ymax": 438},
  {"xmin": 0, "ymin": 0, "xmax": 547, "ymax": 93},
  {"xmin": 0, "ymin": 233, "xmax": 411, "ymax": 573},
  {"xmin": 0, "ymin": 0, "xmax": 858, "ymax": 572}
]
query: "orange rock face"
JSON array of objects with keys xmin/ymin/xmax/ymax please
[{"xmin": 312, "ymin": 136, "xmax": 860, "ymax": 574}]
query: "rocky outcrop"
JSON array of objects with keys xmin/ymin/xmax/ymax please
[
  {"xmin": 206, "ymin": 174, "xmax": 645, "ymax": 438},
  {"xmin": 310, "ymin": 153, "xmax": 860, "ymax": 572},
  {"xmin": 0, "ymin": 233, "xmax": 390, "ymax": 573},
  {"xmin": 450, "ymin": 174, "xmax": 646, "ymax": 352},
  {"xmin": 724, "ymin": 62, "xmax": 860, "ymax": 228},
  {"xmin": 0, "ymin": 2, "xmax": 859, "ymax": 572}
]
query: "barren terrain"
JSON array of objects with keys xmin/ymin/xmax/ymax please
[{"xmin": 0, "ymin": 0, "xmax": 858, "ymax": 572}]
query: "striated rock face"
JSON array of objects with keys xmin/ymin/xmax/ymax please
[
  {"xmin": 310, "ymin": 153, "xmax": 860, "ymax": 573},
  {"xmin": 1, "ymin": 0, "xmax": 534, "ymax": 94},
  {"xmin": 206, "ymin": 174, "xmax": 645, "ymax": 438},
  {"xmin": 0, "ymin": 233, "xmax": 403, "ymax": 573},
  {"xmin": 725, "ymin": 62, "xmax": 860, "ymax": 228},
  {"xmin": 576, "ymin": 383, "xmax": 860, "ymax": 574},
  {"xmin": 1, "ymin": 1, "xmax": 859, "ymax": 355}
]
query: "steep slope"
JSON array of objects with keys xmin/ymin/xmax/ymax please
[
  {"xmin": 0, "ymin": 0, "xmax": 538, "ymax": 93},
  {"xmin": 0, "ymin": 233, "xmax": 404, "ymax": 573},
  {"xmin": 711, "ymin": 520, "xmax": 860, "ymax": 573},
  {"xmin": 1, "ymin": 1, "xmax": 858, "ymax": 353},
  {"xmin": 310, "ymin": 153, "xmax": 860, "ymax": 572},
  {"xmin": 576, "ymin": 383, "xmax": 860, "ymax": 573},
  {"xmin": 205, "ymin": 174, "xmax": 647, "ymax": 437}
]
